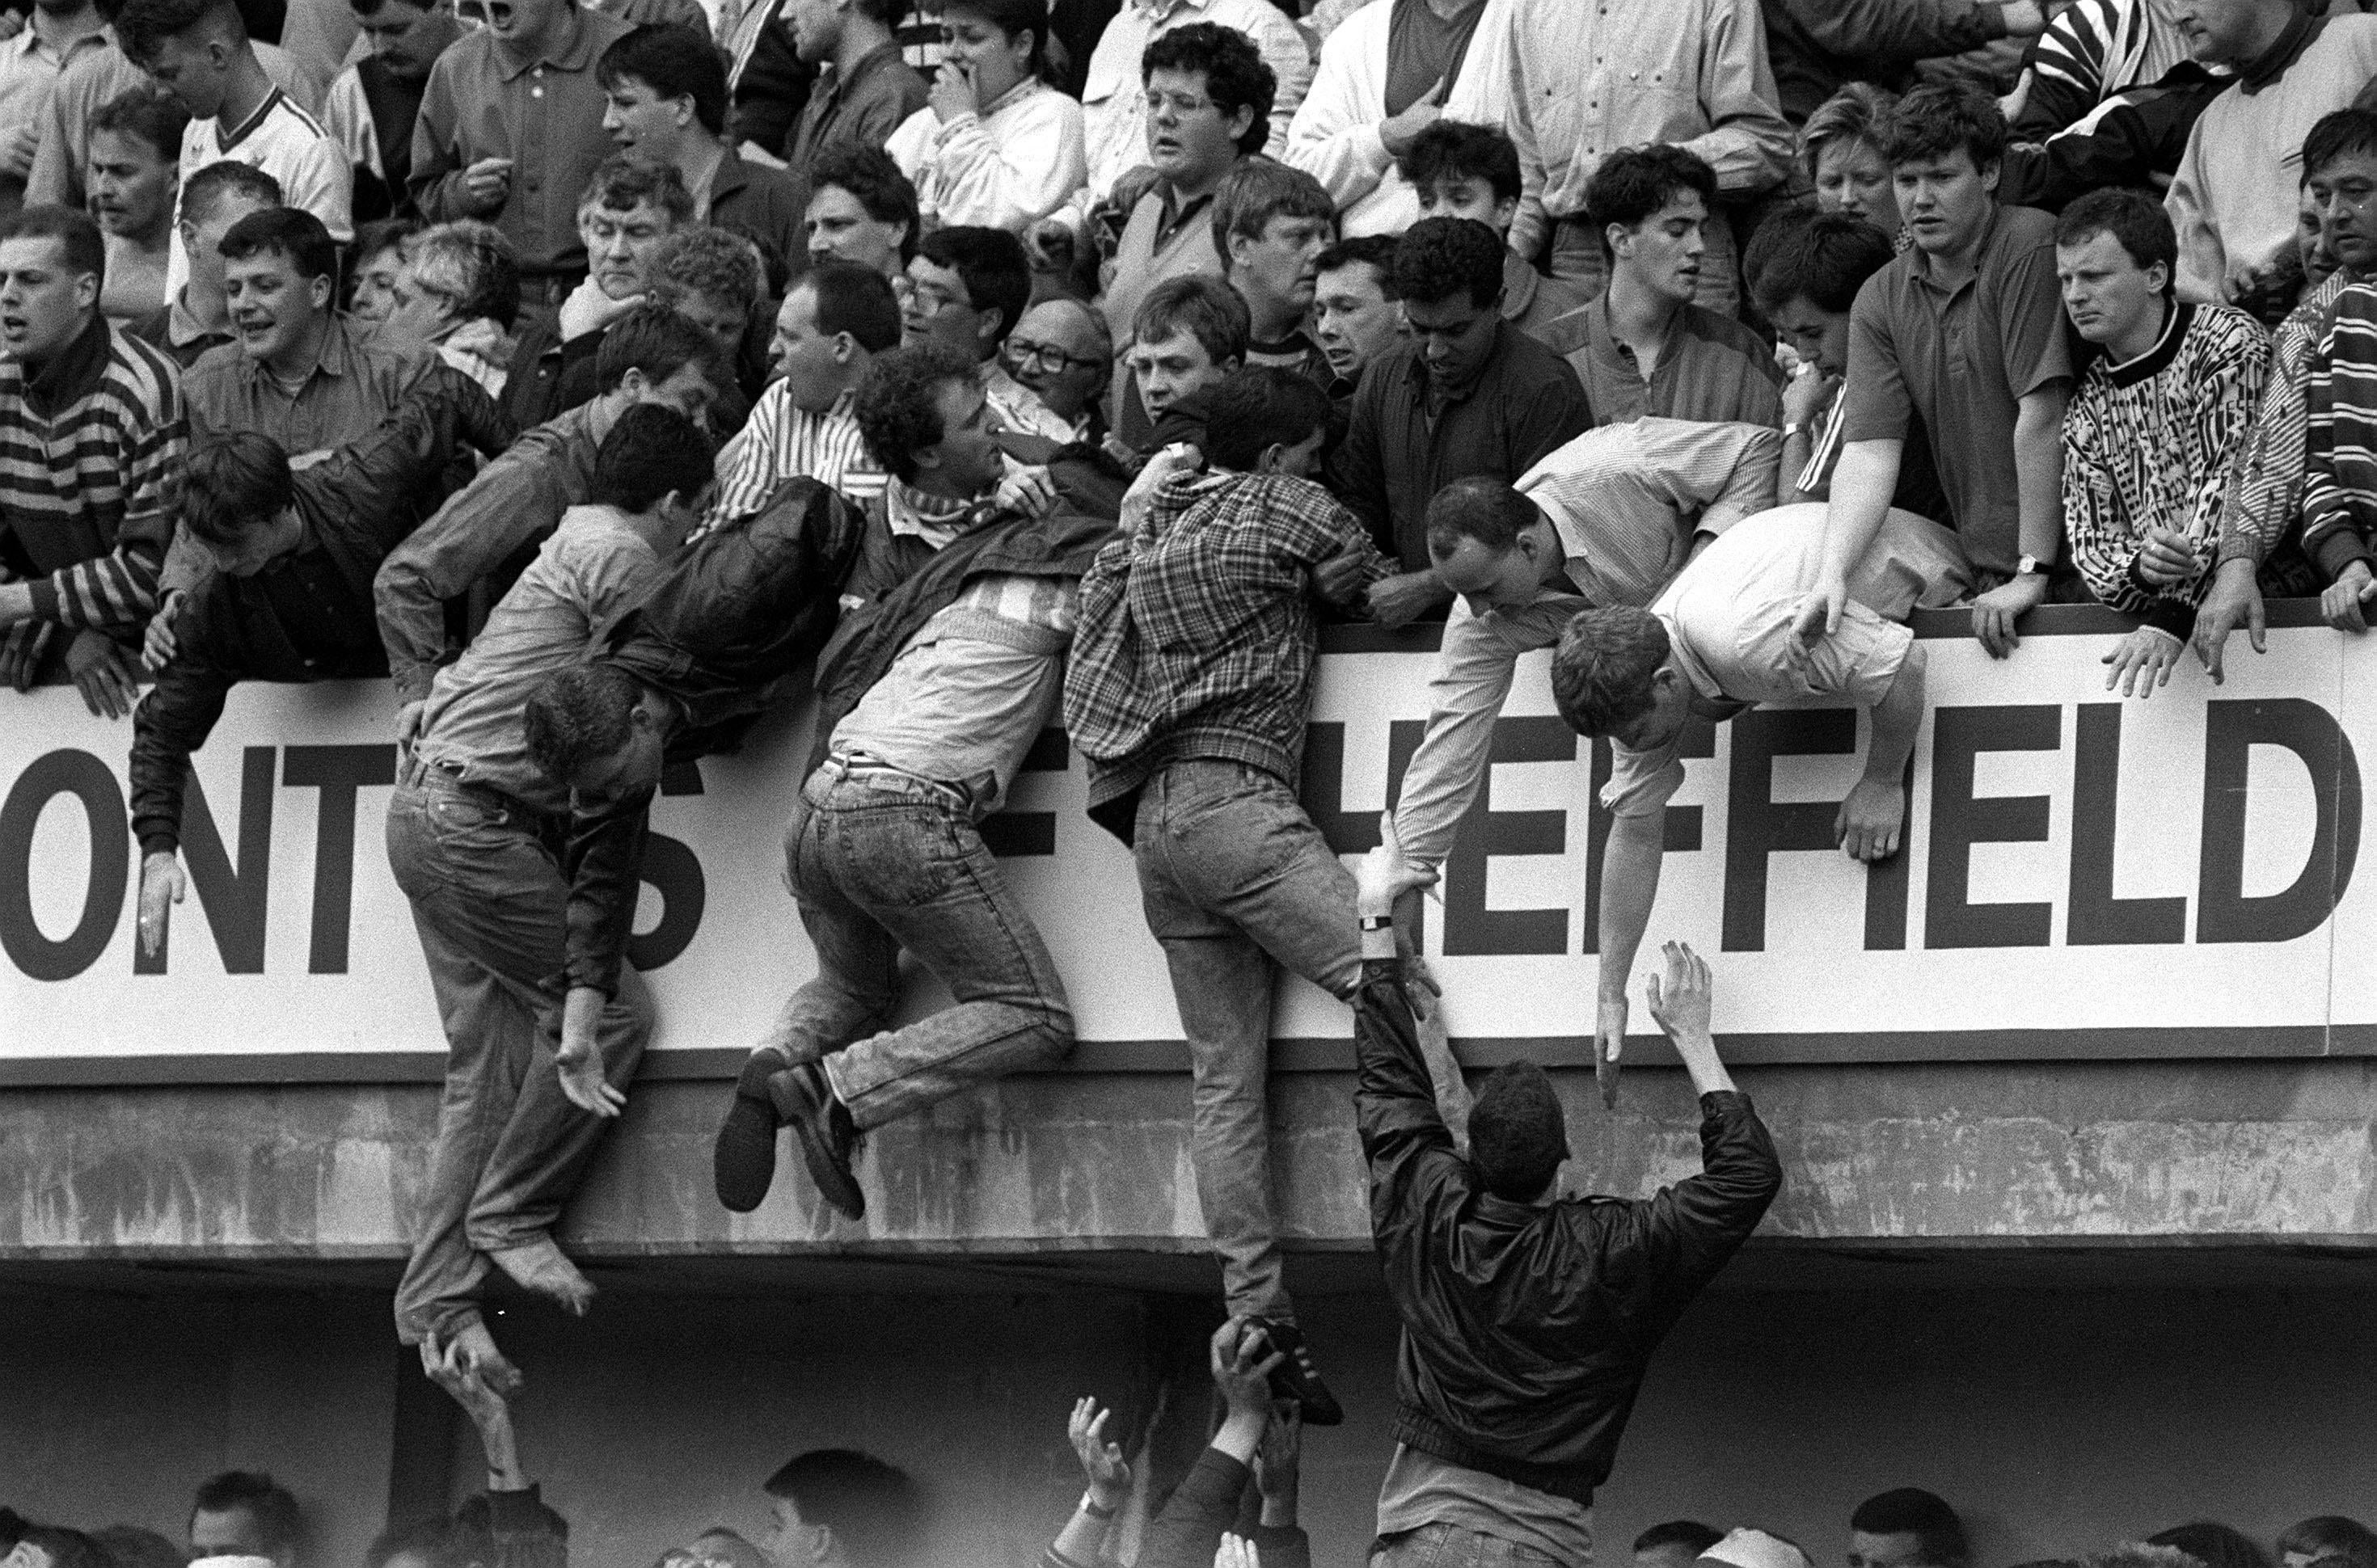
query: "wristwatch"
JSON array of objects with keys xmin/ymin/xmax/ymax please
[{"xmin": 2017, "ymin": 553, "xmax": 2050, "ymax": 576}]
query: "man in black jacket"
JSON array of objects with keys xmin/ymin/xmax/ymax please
[
  {"xmin": 131, "ymin": 365, "xmax": 515, "ymax": 956},
  {"xmin": 1351, "ymin": 823, "xmax": 1781, "ymax": 1566}
]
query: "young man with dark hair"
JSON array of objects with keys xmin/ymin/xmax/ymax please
[
  {"xmin": 133, "ymin": 367, "xmax": 513, "ymax": 952},
  {"xmin": 1335, "ymin": 213, "xmax": 1590, "ymax": 622},
  {"xmin": 1391, "ymin": 419, "xmax": 1779, "ymax": 892},
  {"xmin": 189, "ymin": 1472, "xmax": 301, "ymax": 1568},
  {"xmin": 714, "ymin": 260, "xmax": 902, "ymax": 522},
  {"xmin": 1312, "ymin": 232, "xmax": 1399, "ymax": 391},
  {"xmin": 777, "ymin": 0, "xmax": 927, "ymax": 226},
  {"xmin": 1796, "ymin": 82, "xmax": 2071, "ymax": 662},
  {"xmin": 1122, "ymin": 271, "xmax": 1245, "ymax": 450},
  {"xmin": 1354, "ymin": 813, "xmax": 1778, "ymax": 1566},
  {"xmin": 706, "ymin": 345, "xmax": 1113, "ymax": 1220},
  {"xmin": 804, "ymin": 141, "xmax": 918, "ymax": 279},
  {"xmin": 185, "ymin": 204, "xmax": 429, "ymax": 449},
  {"xmin": 1401, "ymin": 120, "xmax": 1590, "ymax": 356},
  {"xmin": 1063, "ymin": 365, "xmax": 1393, "ymax": 1426},
  {"xmin": 1212, "ymin": 157, "xmax": 1333, "ymax": 386},
  {"xmin": 2054, "ymin": 186, "xmax": 2268, "ymax": 693},
  {"xmin": 1573, "ymin": 143, "xmax": 1781, "ymax": 428},
  {"xmin": 1087, "ymin": 23, "xmax": 1273, "ymax": 403},
  {"xmin": 1638, "ymin": 1523, "xmax": 1730, "ymax": 1568},
  {"xmin": 117, "ymin": 0, "xmax": 348, "ymax": 300},
  {"xmin": 901, "ymin": 222, "xmax": 1069, "ymax": 440},
  {"xmin": 2165, "ymin": 0, "xmax": 2377, "ymax": 308},
  {"xmin": 130, "ymin": 153, "xmax": 276, "ymax": 363},
  {"xmin": 599, "ymin": 23, "xmax": 804, "ymax": 291},
  {"xmin": 385, "ymin": 400, "xmax": 717, "ymax": 1389},
  {"xmin": 2199, "ymin": 108, "xmax": 2377, "ymax": 675},
  {"xmin": 758, "ymin": 1450, "xmax": 923, "ymax": 1568},
  {"xmin": 87, "ymin": 86, "xmax": 184, "ymax": 320},
  {"xmin": 407, "ymin": 0, "xmax": 634, "ymax": 305},
  {"xmin": 377, "ymin": 301, "xmax": 728, "ymax": 723},
  {"xmin": 323, "ymin": 0, "xmax": 458, "ymax": 222},
  {"xmin": 1847, "ymin": 1490, "xmax": 1970, "ymax": 1568},
  {"xmin": 1558, "ymin": 503, "xmax": 1961, "ymax": 1077},
  {"xmin": 0, "ymin": 203, "xmax": 183, "ymax": 716}
]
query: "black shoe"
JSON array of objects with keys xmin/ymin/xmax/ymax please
[
  {"xmin": 777, "ymin": 1061, "xmax": 866, "ymax": 1220},
  {"xmin": 1252, "ymin": 1317, "xmax": 1343, "ymax": 1425},
  {"xmin": 712, "ymin": 1052, "xmax": 787, "ymax": 1213}
]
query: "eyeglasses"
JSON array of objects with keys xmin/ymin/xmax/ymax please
[
  {"xmin": 1143, "ymin": 89, "xmax": 1218, "ymax": 119},
  {"xmin": 1006, "ymin": 337, "xmax": 1102, "ymax": 374}
]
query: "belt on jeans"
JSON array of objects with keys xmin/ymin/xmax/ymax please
[
  {"xmin": 408, "ymin": 753, "xmax": 555, "ymax": 828},
  {"xmin": 812, "ymin": 752, "xmax": 973, "ymax": 811}
]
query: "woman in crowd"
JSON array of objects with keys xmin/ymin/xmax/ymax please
[{"xmin": 884, "ymin": 0, "xmax": 1087, "ymax": 234}]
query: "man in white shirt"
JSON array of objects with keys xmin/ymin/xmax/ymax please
[
  {"xmin": 711, "ymin": 260, "xmax": 901, "ymax": 525},
  {"xmin": 117, "ymin": 0, "xmax": 351, "ymax": 299},
  {"xmin": 0, "ymin": 0, "xmax": 111, "ymax": 204}
]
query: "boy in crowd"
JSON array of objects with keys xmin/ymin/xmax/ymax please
[
  {"xmin": 1795, "ymin": 83, "xmax": 2071, "ymax": 661},
  {"xmin": 408, "ymin": 0, "xmax": 634, "ymax": 306},
  {"xmin": 803, "ymin": 141, "xmax": 918, "ymax": 280},
  {"xmin": 1119, "ymin": 272, "xmax": 1244, "ymax": 456},
  {"xmin": 117, "ymin": 0, "xmax": 350, "ymax": 301},
  {"xmin": 1568, "ymin": 144, "xmax": 1782, "ymax": 429},
  {"xmin": 1402, "ymin": 121, "xmax": 1590, "ymax": 356},
  {"xmin": 599, "ymin": 23, "xmax": 804, "ymax": 290},
  {"xmin": 1336, "ymin": 215, "xmax": 1590, "ymax": 621},
  {"xmin": 322, "ymin": 0, "xmax": 458, "ymax": 221},
  {"xmin": 129, "ymin": 154, "xmax": 275, "ymax": 365},
  {"xmin": 1214, "ymin": 158, "xmax": 1334, "ymax": 386},
  {"xmin": 86, "ymin": 86, "xmax": 183, "ymax": 320},
  {"xmin": 2054, "ymin": 188, "xmax": 2269, "ymax": 693},
  {"xmin": 0, "ymin": 206, "xmax": 184, "ymax": 713}
]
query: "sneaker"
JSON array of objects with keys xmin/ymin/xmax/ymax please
[
  {"xmin": 712, "ymin": 1051, "xmax": 789, "ymax": 1213},
  {"xmin": 1250, "ymin": 1317, "xmax": 1343, "ymax": 1426},
  {"xmin": 777, "ymin": 1061, "xmax": 866, "ymax": 1220}
]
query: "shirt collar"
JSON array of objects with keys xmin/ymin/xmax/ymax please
[
  {"xmin": 710, "ymin": 150, "xmax": 753, "ymax": 200},
  {"xmin": 10, "ymin": 23, "xmax": 106, "ymax": 63},
  {"xmin": 2105, "ymin": 298, "xmax": 2191, "ymax": 387},
  {"xmin": 24, "ymin": 312, "xmax": 114, "ymax": 414},
  {"xmin": 1396, "ymin": 324, "xmax": 1504, "ymax": 407},
  {"xmin": 977, "ymin": 74, "xmax": 1038, "ymax": 118},
  {"xmin": 495, "ymin": 5, "xmax": 593, "ymax": 80},
  {"xmin": 885, "ymin": 476, "xmax": 979, "ymax": 546},
  {"xmin": 216, "ymin": 86, "xmax": 285, "ymax": 150},
  {"xmin": 1906, "ymin": 202, "xmax": 2003, "ymax": 296},
  {"xmin": 1131, "ymin": 0, "xmax": 1201, "ymax": 20}
]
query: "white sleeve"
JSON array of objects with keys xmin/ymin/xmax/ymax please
[
  {"xmin": 1283, "ymin": 19, "xmax": 1392, "ymax": 212},
  {"xmin": 281, "ymin": 132, "xmax": 355, "ymax": 242},
  {"xmin": 321, "ymin": 68, "xmax": 378, "ymax": 175},
  {"xmin": 922, "ymin": 91, "xmax": 1088, "ymax": 232}
]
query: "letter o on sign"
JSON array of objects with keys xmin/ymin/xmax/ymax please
[{"xmin": 0, "ymin": 749, "xmax": 129, "ymax": 982}]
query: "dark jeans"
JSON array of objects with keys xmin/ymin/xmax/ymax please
[
  {"xmin": 386, "ymin": 764, "xmax": 650, "ymax": 1346},
  {"xmin": 1132, "ymin": 758, "xmax": 1363, "ymax": 1324},
  {"xmin": 754, "ymin": 769, "xmax": 1074, "ymax": 1129},
  {"xmin": 1373, "ymin": 1524, "xmax": 1575, "ymax": 1568}
]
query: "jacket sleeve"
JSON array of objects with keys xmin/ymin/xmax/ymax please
[
  {"xmin": 1513, "ymin": 357, "xmax": 1596, "ymax": 476},
  {"xmin": 374, "ymin": 439, "xmax": 572, "ymax": 706},
  {"xmin": 2165, "ymin": 121, "xmax": 2225, "ymax": 306},
  {"xmin": 2180, "ymin": 314, "xmax": 2269, "ymax": 594},
  {"xmin": 1775, "ymin": 0, "xmax": 2008, "ymax": 71},
  {"xmin": 919, "ymin": 94, "xmax": 1088, "ymax": 231},
  {"xmin": 1353, "ymin": 959, "xmax": 1474, "ymax": 1258},
  {"xmin": 407, "ymin": 57, "xmax": 473, "ymax": 221},
  {"xmin": 1284, "ymin": 21, "xmax": 1392, "ymax": 215},
  {"xmin": 1623, "ymin": 1091, "xmax": 1782, "ymax": 1298},
  {"xmin": 561, "ymin": 797, "xmax": 649, "ymax": 996},
  {"xmin": 1330, "ymin": 372, "xmax": 1396, "ymax": 558},
  {"xmin": 2302, "ymin": 302, "xmax": 2377, "ymax": 584},
  {"xmin": 129, "ymin": 629, "xmax": 237, "ymax": 857},
  {"xmin": 1677, "ymin": 0, "xmax": 1792, "ymax": 197},
  {"xmin": 25, "ymin": 65, "xmax": 87, "ymax": 209},
  {"xmin": 1134, "ymin": 1449, "xmax": 1251, "ymax": 1568},
  {"xmin": 319, "ymin": 366, "xmax": 519, "ymax": 554}
]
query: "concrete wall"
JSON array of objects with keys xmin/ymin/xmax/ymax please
[{"xmin": 6, "ymin": 1271, "xmax": 2372, "ymax": 1568}]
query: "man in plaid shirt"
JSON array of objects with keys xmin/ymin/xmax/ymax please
[{"xmin": 1062, "ymin": 365, "xmax": 1391, "ymax": 1425}]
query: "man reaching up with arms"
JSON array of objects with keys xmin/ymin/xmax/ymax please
[{"xmin": 1352, "ymin": 823, "xmax": 1780, "ymax": 1568}]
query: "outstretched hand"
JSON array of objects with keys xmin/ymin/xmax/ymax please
[
  {"xmin": 1357, "ymin": 814, "xmax": 1438, "ymax": 915},
  {"xmin": 1066, "ymin": 1396, "xmax": 1132, "ymax": 1504},
  {"xmin": 1644, "ymin": 941, "xmax": 1712, "ymax": 1041},
  {"xmin": 1209, "ymin": 1318, "xmax": 1284, "ymax": 1421}
]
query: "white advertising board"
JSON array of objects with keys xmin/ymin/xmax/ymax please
[{"xmin": 0, "ymin": 609, "xmax": 2366, "ymax": 1081}]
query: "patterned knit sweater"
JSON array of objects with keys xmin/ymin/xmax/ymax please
[{"xmin": 2063, "ymin": 299, "xmax": 2269, "ymax": 636}]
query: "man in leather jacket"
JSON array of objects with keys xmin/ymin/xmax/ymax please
[{"xmin": 1351, "ymin": 824, "xmax": 1782, "ymax": 1566}]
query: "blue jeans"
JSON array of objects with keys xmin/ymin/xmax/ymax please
[
  {"xmin": 755, "ymin": 772, "xmax": 1074, "ymax": 1129},
  {"xmin": 1132, "ymin": 759, "xmax": 1363, "ymax": 1323},
  {"xmin": 1374, "ymin": 1524, "xmax": 1577, "ymax": 1568},
  {"xmin": 385, "ymin": 765, "xmax": 651, "ymax": 1346},
  {"xmin": 1549, "ymin": 213, "xmax": 1739, "ymax": 317}
]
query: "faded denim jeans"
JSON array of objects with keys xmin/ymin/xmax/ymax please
[
  {"xmin": 754, "ymin": 772, "xmax": 1074, "ymax": 1128},
  {"xmin": 386, "ymin": 765, "xmax": 650, "ymax": 1347},
  {"xmin": 1374, "ymin": 1524, "xmax": 1578, "ymax": 1568},
  {"xmin": 1132, "ymin": 758, "xmax": 1363, "ymax": 1325}
]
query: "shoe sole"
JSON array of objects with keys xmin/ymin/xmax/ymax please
[
  {"xmin": 775, "ymin": 1067, "xmax": 867, "ymax": 1221},
  {"xmin": 1253, "ymin": 1319, "xmax": 1345, "ymax": 1425},
  {"xmin": 712, "ymin": 1094, "xmax": 781, "ymax": 1213}
]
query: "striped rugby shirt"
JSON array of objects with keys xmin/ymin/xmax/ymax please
[
  {"xmin": 0, "ymin": 311, "xmax": 185, "ymax": 631},
  {"xmin": 2300, "ymin": 280, "xmax": 2377, "ymax": 583}
]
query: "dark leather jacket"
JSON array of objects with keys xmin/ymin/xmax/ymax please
[{"xmin": 1354, "ymin": 962, "xmax": 1781, "ymax": 1505}]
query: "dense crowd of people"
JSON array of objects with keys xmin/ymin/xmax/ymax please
[{"xmin": 2, "ymin": 0, "xmax": 2375, "ymax": 1556}]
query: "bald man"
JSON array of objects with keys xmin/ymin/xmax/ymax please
[{"xmin": 1004, "ymin": 298, "xmax": 1112, "ymax": 441}]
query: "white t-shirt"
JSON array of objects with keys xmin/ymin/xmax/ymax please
[{"xmin": 168, "ymin": 86, "xmax": 353, "ymax": 298}]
